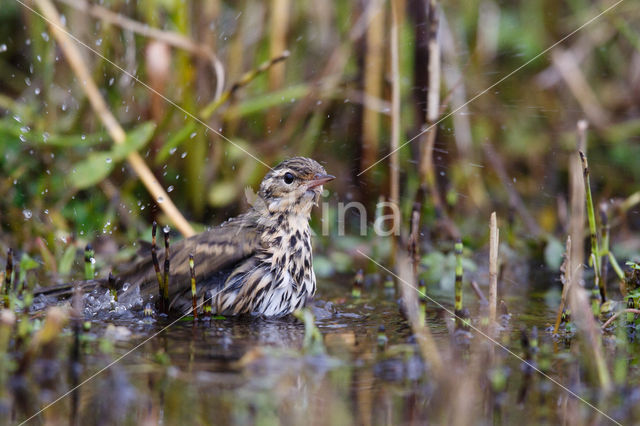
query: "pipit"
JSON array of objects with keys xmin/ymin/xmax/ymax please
[{"xmin": 40, "ymin": 157, "xmax": 335, "ymax": 317}]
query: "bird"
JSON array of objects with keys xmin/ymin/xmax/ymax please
[{"xmin": 37, "ymin": 157, "xmax": 335, "ymax": 318}]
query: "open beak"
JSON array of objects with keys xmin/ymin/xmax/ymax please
[{"xmin": 307, "ymin": 173, "xmax": 336, "ymax": 189}]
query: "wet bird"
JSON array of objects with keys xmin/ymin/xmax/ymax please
[{"xmin": 39, "ymin": 157, "xmax": 335, "ymax": 317}]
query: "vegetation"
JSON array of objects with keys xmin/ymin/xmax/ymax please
[{"xmin": 1, "ymin": 0, "xmax": 640, "ymax": 424}]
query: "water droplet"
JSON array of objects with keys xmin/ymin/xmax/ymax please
[
  {"xmin": 180, "ymin": 152, "xmax": 187, "ymax": 158},
  {"xmin": 105, "ymin": 157, "xmax": 112, "ymax": 163},
  {"xmin": 108, "ymin": 77, "xmax": 115, "ymax": 86},
  {"xmin": 95, "ymin": 38, "xmax": 103, "ymax": 46},
  {"xmin": 190, "ymin": 132, "xmax": 197, "ymax": 139},
  {"xmin": 19, "ymin": 134, "xmax": 26, "ymax": 143},
  {"xmin": 163, "ymin": 225, "xmax": 170, "ymax": 233},
  {"xmin": 157, "ymin": 196, "xmax": 164, "ymax": 204},
  {"xmin": 22, "ymin": 209, "xmax": 32, "ymax": 219},
  {"xmin": 81, "ymin": 134, "xmax": 86, "ymax": 140},
  {"xmin": 167, "ymin": 185, "xmax": 174, "ymax": 193},
  {"xmin": 35, "ymin": 87, "xmax": 41, "ymax": 95},
  {"xmin": 0, "ymin": 44, "xmax": 7, "ymax": 52},
  {"xmin": 41, "ymin": 32, "xmax": 50, "ymax": 42},
  {"xmin": 25, "ymin": 77, "xmax": 31, "ymax": 86},
  {"xmin": 169, "ymin": 147, "xmax": 177, "ymax": 155}
]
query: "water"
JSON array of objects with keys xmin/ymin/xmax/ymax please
[{"xmin": 10, "ymin": 272, "xmax": 639, "ymax": 425}]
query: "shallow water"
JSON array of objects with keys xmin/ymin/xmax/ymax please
[{"xmin": 7, "ymin": 275, "xmax": 640, "ymax": 425}]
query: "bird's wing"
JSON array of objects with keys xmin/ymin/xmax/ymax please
[{"xmin": 120, "ymin": 214, "xmax": 263, "ymax": 301}]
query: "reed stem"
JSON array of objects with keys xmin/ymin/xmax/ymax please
[
  {"xmin": 189, "ymin": 254, "xmax": 197, "ymax": 320},
  {"xmin": 107, "ymin": 272, "xmax": 117, "ymax": 302},
  {"xmin": 554, "ymin": 236, "xmax": 572, "ymax": 335},
  {"xmin": 352, "ymin": 269, "xmax": 363, "ymax": 299},
  {"xmin": 454, "ymin": 240, "xmax": 464, "ymax": 327},
  {"xmin": 580, "ymin": 151, "xmax": 604, "ymax": 302},
  {"xmin": 163, "ymin": 227, "xmax": 170, "ymax": 314},
  {"xmin": 84, "ymin": 244, "xmax": 95, "ymax": 280},
  {"xmin": 151, "ymin": 222, "xmax": 164, "ymax": 310},
  {"xmin": 489, "ymin": 213, "xmax": 499, "ymax": 331}
]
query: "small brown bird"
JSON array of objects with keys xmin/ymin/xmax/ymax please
[{"xmin": 40, "ymin": 157, "xmax": 334, "ymax": 317}]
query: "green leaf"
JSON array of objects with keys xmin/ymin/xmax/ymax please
[
  {"xmin": 58, "ymin": 245, "xmax": 78, "ymax": 276},
  {"xmin": 0, "ymin": 118, "xmax": 107, "ymax": 147},
  {"xmin": 19, "ymin": 253, "xmax": 39, "ymax": 271},
  {"xmin": 225, "ymin": 84, "xmax": 311, "ymax": 119},
  {"xmin": 111, "ymin": 122, "xmax": 157, "ymax": 161},
  {"xmin": 70, "ymin": 152, "xmax": 115, "ymax": 189},
  {"xmin": 19, "ymin": 253, "xmax": 40, "ymax": 286},
  {"xmin": 156, "ymin": 121, "xmax": 196, "ymax": 163},
  {"xmin": 70, "ymin": 122, "xmax": 156, "ymax": 189}
]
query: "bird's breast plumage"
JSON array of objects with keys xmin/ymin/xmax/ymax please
[{"xmin": 212, "ymin": 211, "xmax": 316, "ymax": 317}]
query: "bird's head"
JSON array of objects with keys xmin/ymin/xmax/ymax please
[{"xmin": 256, "ymin": 157, "xmax": 335, "ymax": 216}]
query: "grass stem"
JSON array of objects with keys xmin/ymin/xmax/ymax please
[{"xmin": 189, "ymin": 254, "xmax": 197, "ymax": 320}]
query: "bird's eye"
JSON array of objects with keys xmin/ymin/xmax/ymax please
[{"xmin": 283, "ymin": 172, "xmax": 294, "ymax": 184}]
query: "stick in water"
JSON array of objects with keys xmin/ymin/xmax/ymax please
[
  {"xmin": 189, "ymin": 254, "xmax": 197, "ymax": 320},
  {"xmin": 84, "ymin": 244, "xmax": 95, "ymax": 280},
  {"xmin": 151, "ymin": 222, "xmax": 164, "ymax": 310},
  {"xmin": 163, "ymin": 227, "xmax": 171, "ymax": 314}
]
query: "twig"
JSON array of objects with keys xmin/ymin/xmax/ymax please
[
  {"xmin": 202, "ymin": 52, "xmax": 290, "ymax": 120},
  {"xmin": 389, "ymin": 0, "xmax": 401, "ymax": 263},
  {"xmin": 580, "ymin": 150, "xmax": 604, "ymax": 302},
  {"xmin": 551, "ymin": 48, "xmax": 610, "ymax": 128},
  {"xmin": 163, "ymin": 228, "xmax": 170, "ymax": 314},
  {"xmin": 266, "ymin": 0, "xmax": 290, "ymax": 129},
  {"xmin": 33, "ymin": 0, "xmax": 195, "ymax": 237},
  {"xmin": 389, "ymin": 0, "xmax": 401, "ymax": 208},
  {"xmin": 361, "ymin": 2, "xmax": 385, "ymax": 172},
  {"xmin": 454, "ymin": 240, "xmax": 465, "ymax": 329},
  {"xmin": 397, "ymin": 249, "xmax": 443, "ymax": 375},
  {"xmin": 554, "ymin": 236, "xmax": 572, "ymax": 335},
  {"xmin": 569, "ymin": 121, "xmax": 587, "ymax": 293},
  {"xmin": 470, "ymin": 280, "xmax": 488, "ymax": 304},
  {"xmin": 567, "ymin": 153, "xmax": 612, "ymax": 392},
  {"xmin": 407, "ymin": 201, "xmax": 422, "ymax": 277},
  {"xmin": 189, "ymin": 254, "xmax": 197, "ymax": 320},
  {"xmin": 489, "ymin": 212, "xmax": 499, "ymax": 330},
  {"xmin": 601, "ymin": 309, "xmax": 640, "ymax": 330},
  {"xmin": 3, "ymin": 249, "xmax": 13, "ymax": 297},
  {"xmin": 151, "ymin": 222, "xmax": 164, "ymax": 310},
  {"xmin": 419, "ymin": 0, "xmax": 444, "ymax": 215}
]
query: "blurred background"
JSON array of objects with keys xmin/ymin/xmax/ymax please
[
  {"xmin": 0, "ymin": 0, "xmax": 639, "ymax": 276},
  {"xmin": 2, "ymin": 1, "xmax": 640, "ymax": 424}
]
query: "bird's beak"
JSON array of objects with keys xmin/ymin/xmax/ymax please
[{"xmin": 307, "ymin": 173, "xmax": 336, "ymax": 189}]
